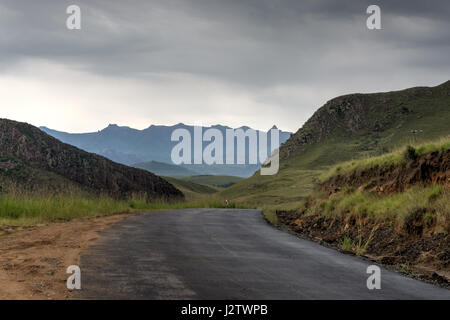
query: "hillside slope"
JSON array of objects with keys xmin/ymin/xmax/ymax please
[
  {"xmin": 134, "ymin": 161, "xmax": 198, "ymax": 177},
  {"xmin": 221, "ymin": 80, "xmax": 450, "ymax": 206},
  {"xmin": 0, "ymin": 119, "xmax": 183, "ymax": 200},
  {"xmin": 162, "ymin": 176, "xmax": 217, "ymax": 200}
]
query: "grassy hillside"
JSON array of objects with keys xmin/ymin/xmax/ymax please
[
  {"xmin": 178, "ymin": 175, "xmax": 243, "ymax": 188},
  {"xmin": 220, "ymin": 81, "xmax": 450, "ymax": 209},
  {"xmin": 162, "ymin": 176, "xmax": 217, "ymax": 200},
  {"xmin": 134, "ymin": 160, "xmax": 198, "ymax": 177}
]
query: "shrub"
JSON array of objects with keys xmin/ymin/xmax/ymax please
[{"xmin": 404, "ymin": 145, "xmax": 418, "ymax": 161}]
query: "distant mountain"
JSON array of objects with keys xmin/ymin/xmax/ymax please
[
  {"xmin": 0, "ymin": 118, "xmax": 183, "ymax": 200},
  {"xmin": 41, "ymin": 124, "xmax": 292, "ymax": 177}
]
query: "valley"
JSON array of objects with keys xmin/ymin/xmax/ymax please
[{"xmin": 0, "ymin": 81, "xmax": 449, "ymax": 299}]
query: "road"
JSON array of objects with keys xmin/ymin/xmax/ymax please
[{"xmin": 79, "ymin": 209, "xmax": 450, "ymax": 299}]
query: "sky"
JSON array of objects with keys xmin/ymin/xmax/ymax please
[{"xmin": 0, "ymin": 0, "xmax": 449, "ymax": 133}]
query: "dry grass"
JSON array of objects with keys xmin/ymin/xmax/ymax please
[{"xmin": 0, "ymin": 188, "xmax": 252, "ymax": 226}]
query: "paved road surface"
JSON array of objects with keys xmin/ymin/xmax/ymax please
[{"xmin": 79, "ymin": 209, "xmax": 450, "ymax": 299}]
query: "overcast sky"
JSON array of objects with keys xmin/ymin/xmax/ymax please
[{"xmin": 0, "ymin": 0, "xmax": 449, "ymax": 133}]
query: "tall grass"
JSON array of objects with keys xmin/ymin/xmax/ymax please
[
  {"xmin": 307, "ymin": 185, "xmax": 449, "ymax": 234},
  {"xmin": 0, "ymin": 191, "xmax": 252, "ymax": 226},
  {"xmin": 320, "ymin": 136, "xmax": 450, "ymax": 182}
]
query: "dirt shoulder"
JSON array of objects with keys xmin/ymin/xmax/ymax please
[
  {"xmin": 276, "ymin": 211, "xmax": 450, "ymax": 289},
  {"xmin": 0, "ymin": 214, "xmax": 131, "ymax": 300}
]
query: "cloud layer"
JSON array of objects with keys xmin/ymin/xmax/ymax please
[{"xmin": 1, "ymin": 0, "xmax": 449, "ymax": 132}]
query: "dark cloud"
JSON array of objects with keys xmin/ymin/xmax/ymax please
[{"xmin": 0, "ymin": 0, "xmax": 449, "ymax": 131}]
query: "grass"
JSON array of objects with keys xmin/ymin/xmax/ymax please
[
  {"xmin": 320, "ymin": 136, "xmax": 450, "ymax": 182},
  {"xmin": 306, "ymin": 185, "xmax": 449, "ymax": 234},
  {"xmin": 215, "ymin": 81, "xmax": 450, "ymax": 224},
  {"xmin": 261, "ymin": 208, "xmax": 279, "ymax": 225},
  {"xmin": 341, "ymin": 226, "xmax": 376, "ymax": 255},
  {"xmin": 162, "ymin": 176, "xmax": 218, "ymax": 200},
  {"xmin": 219, "ymin": 168, "xmax": 320, "ymax": 207},
  {"xmin": 0, "ymin": 191, "xmax": 253, "ymax": 226},
  {"xmin": 177, "ymin": 175, "xmax": 244, "ymax": 188},
  {"xmin": 341, "ymin": 229, "xmax": 375, "ymax": 255}
]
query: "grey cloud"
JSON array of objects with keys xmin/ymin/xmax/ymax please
[{"xmin": 0, "ymin": 0, "xmax": 449, "ymax": 132}]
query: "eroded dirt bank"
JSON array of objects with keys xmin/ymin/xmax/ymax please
[
  {"xmin": 276, "ymin": 211, "xmax": 449, "ymax": 289},
  {"xmin": 322, "ymin": 149, "xmax": 450, "ymax": 195},
  {"xmin": 0, "ymin": 214, "xmax": 130, "ymax": 299}
]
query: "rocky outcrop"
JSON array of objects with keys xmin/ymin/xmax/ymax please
[{"xmin": 280, "ymin": 80, "xmax": 450, "ymax": 162}]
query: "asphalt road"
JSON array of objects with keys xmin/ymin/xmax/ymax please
[{"xmin": 79, "ymin": 209, "xmax": 450, "ymax": 299}]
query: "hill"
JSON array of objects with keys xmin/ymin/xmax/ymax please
[
  {"xmin": 221, "ymin": 80, "xmax": 450, "ymax": 207},
  {"xmin": 40, "ymin": 123, "xmax": 292, "ymax": 177},
  {"xmin": 179, "ymin": 175, "xmax": 243, "ymax": 188},
  {"xmin": 134, "ymin": 161, "xmax": 198, "ymax": 177},
  {"xmin": 162, "ymin": 176, "xmax": 218, "ymax": 200},
  {"xmin": 0, "ymin": 119, "xmax": 183, "ymax": 200}
]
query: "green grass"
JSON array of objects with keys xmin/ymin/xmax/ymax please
[
  {"xmin": 341, "ymin": 230, "xmax": 375, "ymax": 255},
  {"xmin": 224, "ymin": 82, "xmax": 450, "ymax": 218},
  {"xmin": 219, "ymin": 168, "xmax": 320, "ymax": 208},
  {"xmin": 177, "ymin": 175, "xmax": 244, "ymax": 188},
  {"xmin": 341, "ymin": 236, "xmax": 353, "ymax": 251},
  {"xmin": 306, "ymin": 185, "xmax": 449, "ymax": 233},
  {"xmin": 0, "ymin": 192, "xmax": 253, "ymax": 226},
  {"xmin": 162, "ymin": 176, "xmax": 218, "ymax": 200},
  {"xmin": 320, "ymin": 136, "xmax": 450, "ymax": 183}
]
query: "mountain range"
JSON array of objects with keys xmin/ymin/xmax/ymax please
[{"xmin": 40, "ymin": 124, "xmax": 292, "ymax": 177}]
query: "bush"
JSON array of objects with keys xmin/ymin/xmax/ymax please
[{"xmin": 404, "ymin": 145, "xmax": 418, "ymax": 161}]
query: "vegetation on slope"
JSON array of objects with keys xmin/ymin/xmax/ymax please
[
  {"xmin": 320, "ymin": 137, "xmax": 450, "ymax": 182},
  {"xmin": 299, "ymin": 138, "xmax": 450, "ymax": 231},
  {"xmin": 162, "ymin": 176, "xmax": 217, "ymax": 200},
  {"xmin": 134, "ymin": 161, "xmax": 198, "ymax": 177},
  {"xmin": 220, "ymin": 81, "xmax": 450, "ymax": 211},
  {"xmin": 277, "ymin": 139, "xmax": 450, "ymax": 286},
  {"xmin": 0, "ymin": 119, "xmax": 183, "ymax": 200},
  {"xmin": 282, "ymin": 80, "xmax": 450, "ymax": 165},
  {"xmin": 178, "ymin": 175, "xmax": 243, "ymax": 188}
]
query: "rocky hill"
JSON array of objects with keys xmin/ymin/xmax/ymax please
[
  {"xmin": 0, "ymin": 119, "xmax": 183, "ymax": 200},
  {"xmin": 220, "ymin": 80, "xmax": 450, "ymax": 206},
  {"xmin": 281, "ymin": 80, "xmax": 450, "ymax": 168}
]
